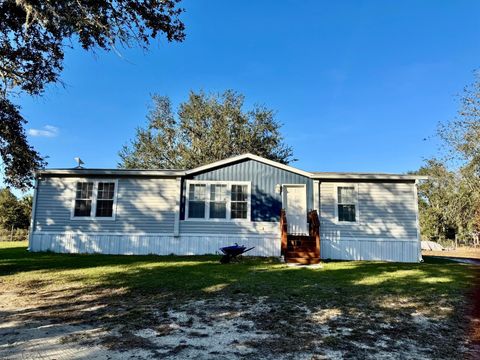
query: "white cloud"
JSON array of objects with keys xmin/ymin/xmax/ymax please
[{"xmin": 28, "ymin": 125, "xmax": 59, "ymax": 138}]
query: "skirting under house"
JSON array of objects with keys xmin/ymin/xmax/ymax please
[{"xmin": 29, "ymin": 232, "xmax": 281, "ymax": 257}]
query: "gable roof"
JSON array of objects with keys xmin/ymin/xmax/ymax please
[
  {"xmin": 37, "ymin": 153, "xmax": 426, "ymax": 181},
  {"xmin": 185, "ymin": 153, "xmax": 314, "ymax": 178},
  {"xmin": 185, "ymin": 153, "xmax": 426, "ymax": 181}
]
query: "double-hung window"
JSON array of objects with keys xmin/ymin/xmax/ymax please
[
  {"xmin": 72, "ymin": 180, "xmax": 118, "ymax": 219},
  {"xmin": 96, "ymin": 182, "xmax": 116, "ymax": 217},
  {"xmin": 74, "ymin": 182, "xmax": 94, "ymax": 217},
  {"xmin": 209, "ymin": 184, "xmax": 228, "ymax": 219},
  {"xmin": 336, "ymin": 185, "xmax": 357, "ymax": 222},
  {"xmin": 231, "ymin": 184, "xmax": 248, "ymax": 219},
  {"xmin": 188, "ymin": 184, "xmax": 206, "ymax": 219},
  {"xmin": 186, "ymin": 181, "xmax": 250, "ymax": 221}
]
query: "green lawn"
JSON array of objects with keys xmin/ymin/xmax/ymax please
[
  {"xmin": 0, "ymin": 241, "xmax": 473, "ymax": 300},
  {"xmin": 0, "ymin": 241, "xmax": 477, "ymax": 359}
]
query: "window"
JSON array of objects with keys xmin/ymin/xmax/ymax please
[
  {"xmin": 337, "ymin": 186, "xmax": 357, "ymax": 222},
  {"xmin": 186, "ymin": 181, "xmax": 250, "ymax": 221},
  {"xmin": 72, "ymin": 180, "xmax": 117, "ymax": 219},
  {"xmin": 188, "ymin": 184, "xmax": 206, "ymax": 219},
  {"xmin": 231, "ymin": 184, "xmax": 248, "ymax": 219},
  {"xmin": 210, "ymin": 184, "xmax": 227, "ymax": 219},
  {"xmin": 96, "ymin": 182, "xmax": 115, "ymax": 217},
  {"xmin": 74, "ymin": 182, "xmax": 94, "ymax": 217}
]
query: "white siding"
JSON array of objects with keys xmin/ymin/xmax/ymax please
[
  {"xmin": 320, "ymin": 238, "xmax": 419, "ymax": 262},
  {"xmin": 29, "ymin": 232, "xmax": 280, "ymax": 257},
  {"xmin": 319, "ymin": 181, "xmax": 420, "ymax": 262},
  {"xmin": 30, "ymin": 174, "xmax": 282, "ymax": 257},
  {"xmin": 33, "ymin": 176, "xmax": 178, "ymax": 233},
  {"xmin": 30, "ymin": 174, "xmax": 421, "ymax": 263}
]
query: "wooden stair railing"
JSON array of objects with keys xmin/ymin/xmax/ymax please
[
  {"xmin": 280, "ymin": 209, "xmax": 288, "ymax": 256},
  {"xmin": 308, "ymin": 210, "xmax": 321, "ymax": 259}
]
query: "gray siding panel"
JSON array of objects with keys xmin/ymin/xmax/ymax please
[
  {"xmin": 320, "ymin": 182, "xmax": 418, "ymax": 239},
  {"xmin": 34, "ymin": 177, "xmax": 177, "ymax": 233},
  {"xmin": 181, "ymin": 159, "xmax": 313, "ymax": 223},
  {"xmin": 318, "ymin": 181, "xmax": 420, "ymax": 262}
]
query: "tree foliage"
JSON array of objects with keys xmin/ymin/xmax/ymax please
[
  {"xmin": 119, "ymin": 90, "xmax": 294, "ymax": 169},
  {"xmin": 439, "ymin": 71, "xmax": 480, "ymax": 170},
  {"xmin": 0, "ymin": 188, "xmax": 31, "ymax": 229},
  {"xmin": 0, "ymin": 0, "xmax": 185, "ymax": 189},
  {"xmin": 418, "ymin": 71, "xmax": 480, "ymax": 245},
  {"xmin": 0, "ymin": 99, "xmax": 45, "ymax": 189}
]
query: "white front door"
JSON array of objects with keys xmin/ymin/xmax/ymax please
[{"xmin": 283, "ymin": 185, "xmax": 308, "ymax": 235}]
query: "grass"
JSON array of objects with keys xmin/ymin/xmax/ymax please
[
  {"xmin": 0, "ymin": 241, "xmax": 474, "ymax": 302},
  {"xmin": 1, "ymin": 241, "xmax": 478, "ymax": 359}
]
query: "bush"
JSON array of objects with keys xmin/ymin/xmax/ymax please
[
  {"xmin": 0, "ymin": 228, "xmax": 29, "ymax": 241},
  {"xmin": 437, "ymin": 238, "xmax": 455, "ymax": 249}
]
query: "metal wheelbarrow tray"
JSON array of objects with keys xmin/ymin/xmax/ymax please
[{"xmin": 219, "ymin": 243, "xmax": 255, "ymax": 264}]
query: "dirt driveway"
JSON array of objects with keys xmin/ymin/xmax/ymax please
[{"xmin": 1, "ymin": 286, "xmax": 478, "ymax": 360}]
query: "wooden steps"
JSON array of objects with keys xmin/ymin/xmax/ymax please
[
  {"xmin": 287, "ymin": 257, "xmax": 321, "ymax": 265},
  {"xmin": 285, "ymin": 250, "xmax": 318, "ymax": 258},
  {"xmin": 285, "ymin": 234, "xmax": 319, "ymax": 264},
  {"xmin": 281, "ymin": 209, "xmax": 321, "ymax": 265}
]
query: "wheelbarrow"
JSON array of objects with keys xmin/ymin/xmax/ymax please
[{"xmin": 219, "ymin": 243, "xmax": 255, "ymax": 264}]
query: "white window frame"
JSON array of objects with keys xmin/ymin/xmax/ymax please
[
  {"xmin": 334, "ymin": 183, "xmax": 359, "ymax": 224},
  {"xmin": 185, "ymin": 180, "xmax": 251, "ymax": 222},
  {"xmin": 71, "ymin": 179, "xmax": 119, "ymax": 220}
]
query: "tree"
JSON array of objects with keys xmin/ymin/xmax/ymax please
[
  {"xmin": 439, "ymin": 70, "xmax": 480, "ymax": 171},
  {"xmin": 1, "ymin": 0, "xmax": 186, "ymax": 189},
  {"xmin": 416, "ymin": 160, "xmax": 460, "ymax": 242},
  {"xmin": 418, "ymin": 71, "xmax": 480, "ymax": 246},
  {"xmin": 119, "ymin": 90, "xmax": 294, "ymax": 169},
  {"xmin": 0, "ymin": 188, "xmax": 31, "ymax": 229},
  {"xmin": 0, "ymin": 99, "xmax": 45, "ymax": 189},
  {"xmin": 17, "ymin": 194, "xmax": 33, "ymax": 229},
  {"xmin": 418, "ymin": 161, "xmax": 480, "ymax": 245},
  {"xmin": 439, "ymin": 71, "xmax": 480, "ymax": 245}
]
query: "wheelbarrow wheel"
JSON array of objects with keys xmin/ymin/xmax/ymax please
[{"xmin": 220, "ymin": 255, "xmax": 231, "ymax": 264}]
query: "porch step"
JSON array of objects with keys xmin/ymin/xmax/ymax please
[
  {"xmin": 287, "ymin": 240, "xmax": 317, "ymax": 247},
  {"xmin": 286, "ymin": 251, "xmax": 318, "ymax": 258},
  {"xmin": 287, "ymin": 235, "xmax": 313, "ymax": 240},
  {"xmin": 288, "ymin": 238, "xmax": 316, "ymax": 243},
  {"xmin": 288, "ymin": 247, "xmax": 317, "ymax": 253},
  {"xmin": 287, "ymin": 235, "xmax": 316, "ymax": 241},
  {"xmin": 286, "ymin": 257, "xmax": 320, "ymax": 265},
  {"xmin": 287, "ymin": 243, "xmax": 316, "ymax": 250},
  {"xmin": 286, "ymin": 234, "xmax": 319, "ymax": 264}
]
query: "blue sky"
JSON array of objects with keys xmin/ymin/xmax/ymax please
[{"xmin": 10, "ymin": 0, "xmax": 480, "ymax": 185}]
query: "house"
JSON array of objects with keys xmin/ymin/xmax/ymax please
[{"xmin": 28, "ymin": 153, "xmax": 424, "ymax": 263}]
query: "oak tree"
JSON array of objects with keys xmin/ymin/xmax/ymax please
[
  {"xmin": 119, "ymin": 90, "xmax": 294, "ymax": 169},
  {"xmin": 1, "ymin": 0, "xmax": 185, "ymax": 189},
  {"xmin": 418, "ymin": 71, "xmax": 480, "ymax": 245}
]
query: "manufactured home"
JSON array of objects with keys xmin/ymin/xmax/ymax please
[{"xmin": 29, "ymin": 153, "xmax": 424, "ymax": 263}]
